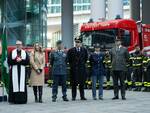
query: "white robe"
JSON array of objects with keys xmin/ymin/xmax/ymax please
[{"xmin": 11, "ymin": 49, "xmax": 26, "ymax": 92}]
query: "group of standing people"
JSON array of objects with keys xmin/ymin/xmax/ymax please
[
  {"xmin": 7, "ymin": 37, "xmax": 129, "ymax": 104},
  {"xmin": 50, "ymin": 37, "xmax": 129, "ymax": 102},
  {"xmin": 8, "ymin": 41, "xmax": 45, "ymax": 104}
]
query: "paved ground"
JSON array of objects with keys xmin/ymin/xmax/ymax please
[{"xmin": 0, "ymin": 86, "xmax": 150, "ymax": 113}]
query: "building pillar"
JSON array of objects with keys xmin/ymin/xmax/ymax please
[
  {"xmin": 61, "ymin": 0, "xmax": 73, "ymax": 48},
  {"xmin": 130, "ymin": 0, "xmax": 140, "ymax": 21},
  {"xmin": 142, "ymin": 0, "xmax": 150, "ymax": 24},
  {"xmin": 107, "ymin": 0, "xmax": 123, "ymax": 20},
  {"xmin": 91, "ymin": 0, "xmax": 106, "ymax": 21}
]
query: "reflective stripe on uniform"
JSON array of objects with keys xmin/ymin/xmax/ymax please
[
  {"xmin": 135, "ymin": 82, "xmax": 142, "ymax": 86},
  {"xmin": 133, "ymin": 64, "xmax": 142, "ymax": 67},
  {"xmin": 127, "ymin": 81, "xmax": 132, "ymax": 86}
]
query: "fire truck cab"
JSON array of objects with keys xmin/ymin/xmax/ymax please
[{"xmin": 80, "ymin": 19, "xmax": 150, "ymax": 54}]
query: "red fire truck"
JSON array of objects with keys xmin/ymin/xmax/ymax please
[{"xmin": 80, "ymin": 19, "xmax": 150, "ymax": 55}]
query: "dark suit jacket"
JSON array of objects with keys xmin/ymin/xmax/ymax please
[
  {"xmin": 110, "ymin": 46, "xmax": 129, "ymax": 71},
  {"xmin": 67, "ymin": 47, "xmax": 88, "ymax": 84}
]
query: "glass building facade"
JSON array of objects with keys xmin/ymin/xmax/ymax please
[
  {"xmin": 0, "ymin": 0, "xmax": 47, "ymax": 47},
  {"xmin": 26, "ymin": 0, "xmax": 47, "ymax": 47}
]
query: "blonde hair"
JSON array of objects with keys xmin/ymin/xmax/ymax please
[{"xmin": 34, "ymin": 43, "xmax": 43, "ymax": 53}]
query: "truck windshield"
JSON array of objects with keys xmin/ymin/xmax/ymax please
[
  {"xmin": 81, "ymin": 29, "xmax": 131, "ymax": 49},
  {"xmin": 81, "ymin": 29, "xmax": 117, "ymax": 49}
]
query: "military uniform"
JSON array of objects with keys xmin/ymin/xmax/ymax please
[
  {"xmin": 67, "ymin": 47, "xmax": 88, "ymax": 100},
  {"xmin": 89, "ymin": 52, "xmax": 105, "ymax": 99},
  {"xmin": 51, "ymin": 49, "xmax": 68, "ymax": 100}
]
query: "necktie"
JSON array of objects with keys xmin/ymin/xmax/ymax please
[
  {"xmin": 77, "ymin": 48, "xmax": 80, "ymax": 52},
  {"xmin": 116, "ymin": 47, "xmax": 120, "ymax": 52}
]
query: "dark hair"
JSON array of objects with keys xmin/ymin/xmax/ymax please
[{"xmin": 56, "ymin": 40, "xmax": 62, "ymax": 45}]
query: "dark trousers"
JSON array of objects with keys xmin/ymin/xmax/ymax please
[
  {"xmin": 106, "ymin": 68, "xmax": 111, "ymax": 82},
  {"xmin": 133, "ymin": 67, "xmax": 142, "ymax": 87},
  {"xmin": 72, "ymin": 82, "xmax": 85, "ymax": 99},
  {"xmin": 146, "ymin": 67, "xmax": 150, "ymax": 82},
  {"xmin": 144, "ymin": 67, "xmax": 150, "ymax": 86},
  {"xmin": 52, "ymin": 75, "xmax": 67, "ymax": 99},
  {"xmin": 112, "ymin": 71, "xmax": 126, "ymax": 97},
  {"xmin": 33, "ymin": 86, "xmax": 43, "ymax": 101},
  {"xmin": 125, "ymin": 67, "xmax": 132, "ymax": 82}
]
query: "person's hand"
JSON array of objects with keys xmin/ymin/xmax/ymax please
[{"xmin": 16, "ymin": 57, "xmax": 22, "ymax": 62}]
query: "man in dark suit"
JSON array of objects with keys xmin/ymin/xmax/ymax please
[
  {"xmin": 67, "ymin": 37, "xmax": 88, "ymax": 101},
  {"xmin": 110, "ymin": 39, "xmax": 129, "ymax": 100}
]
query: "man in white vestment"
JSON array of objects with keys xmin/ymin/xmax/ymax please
[{"xmin": 8, "ymin": 40, "xmax": 29, "ymax": 104}]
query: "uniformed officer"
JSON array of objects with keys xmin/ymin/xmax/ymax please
[
  {"xmin": 50, "ymin": 40, "xmax": 69, "ymax": 102},
  {"xmin": 131, "ymin": 45, "xmax": 143, "ymax": 91},
  {"xmin": 89, "ymin": 43, "xmax": 105, "ymax": 100},
  {"xmin": 67, "ymin": 37, "xmax": 88, "ymax": 101}
]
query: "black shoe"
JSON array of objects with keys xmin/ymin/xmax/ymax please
[
  {"xmin": 93, "ymin": 97, "xmax": 97, "ymax": 100},
  {"xmin": 72, "ymin": 98, "xmax": 76, "ymax": 101},
  {"xmin": 138, "ymin": 87, "xmax": 141, "ymax": 91},
  {"xmin": 39, "ymin": 97, "xmax": 43, "ymax": 103},
  {"xmin": 112, "ymin": 96, "xmax": 119, "ymax": 100},
  {"xmin": 39, "ymin": 99, "xmax": 43, "ymax": 103},
  {"xmin": 133, "ymin": 88, "xmax": 139, "ymax": 91},
  {"xmin": 122, "ymin": 97, "xmax": 126, "ymax": 100},
  {"xmin": 35, "ymin": 96, "xmax": 38, "ymax": 103},
  {"xmin": 128, "ymin": 87, "xmax": 132, "ymax": 91},
  {"xmin": 81, "ymin": 97, "xmax": 87, "ymax": 100},
  {"xmin": 35, "ymin": 99, "xmax": 38, "ymax": 103},
  {"xmin": 142, "ymin": 88, "xmax": 147, "ymax": 92},
  {"xmin": 39, "ymin": 95, "xmax": 43, "ymax": 103},
  {"xmin": 147, "ymin": 88, "xmax": 150, "ymax": 92},
  {"xmin": 63, "ymin": 97, "xmax": 69, "ymax": 102},
  {"xmin": 99, "ymin": 97, "xmax": 103, "ymax": 100},
  {"xmin": 52, "ymin": 98, "xmax": 56, "ymax": 102}
]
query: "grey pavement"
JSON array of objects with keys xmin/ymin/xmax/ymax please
[{"xmin": 0, "ymin": 86, "xmax": 150, "ymax": 113}]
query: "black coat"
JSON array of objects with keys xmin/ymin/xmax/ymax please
[{"xmin": 67, "ymin": 47, "xmax": 88, "ymax": 85}]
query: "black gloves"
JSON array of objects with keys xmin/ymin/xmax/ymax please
[
  {"xmin": 36, "ymin": 69, "xmax": 43, "ymax": 74},
  {"xmin": 39, "ymin": 69, "xmax": 43, "ymax": 73}
]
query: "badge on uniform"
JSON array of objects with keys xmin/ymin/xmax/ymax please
[{"xmin": 63, "ymin": 53, "xmax": 66, "ymax": 57}]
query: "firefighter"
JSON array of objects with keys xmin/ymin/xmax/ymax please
[
  {"xmin": 142, "ymin": 51, "xmax": 150, "ymax": 92},
  {"xmin": 103, "ymin": 50, "xmax": 112, "ymax": 90},
  {"xmin": 131, "ymin": 45, "xmax": 143, "ymax": 91},
  {"xmin": 125, "ymin": 54, "xmax": 133, "ymax": 91},
  {"xmin": 146, "ymin": 56, "xmax": 150, "ymax": 92}
]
